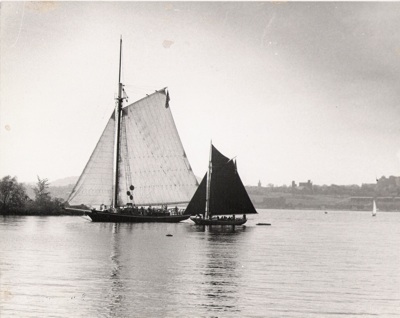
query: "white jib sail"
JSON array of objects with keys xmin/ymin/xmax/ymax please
[{"xmin": 67, "ymin": 114, "xmax": 116, "ymax": 207}]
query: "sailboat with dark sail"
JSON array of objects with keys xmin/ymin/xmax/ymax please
[
  {"xmin": 65, "ymin": 38, "xmax": 198, "ymax": 222},
  {"xmin": 184, "ymin": 144, "xmax": 257, "ymax": 225}
]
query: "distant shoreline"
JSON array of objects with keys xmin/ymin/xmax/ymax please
[{"xmin": 1, "ymin": 208, "xmax": 397, "ymax": 217}]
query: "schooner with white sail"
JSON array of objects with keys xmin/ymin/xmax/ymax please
[{"xmin": 66, "ymin": 38, "xmax": 198, "ymax": 222}]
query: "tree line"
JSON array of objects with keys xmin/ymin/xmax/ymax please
[{"xmin": 0, "ymin": 175, "xmax": 76, "ymax": 215}]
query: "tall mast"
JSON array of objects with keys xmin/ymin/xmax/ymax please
[
  {"xmin": 112, "ymin": 37, "xmax": 123, "ymax": 209},
  {"xmin": 205, "ymin": 141, "xmax": 212, "ymax": 219}
]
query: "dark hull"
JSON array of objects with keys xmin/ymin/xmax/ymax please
[
  {"xmin": 190, "ymin": 217, "xmax": 247, "ymax": 226},
  {"xmin": 87, "ymin": 211, "xmax": 190, "ymax": 223}
]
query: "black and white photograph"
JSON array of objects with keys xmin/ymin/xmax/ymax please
[{"xmin": 1, "ymin": 1, "xmax": 399, "ymax": 317}]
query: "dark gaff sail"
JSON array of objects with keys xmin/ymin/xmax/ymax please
[{"xmin": 184, "ymin": 145, "xmax": 257, "ymax": 216}]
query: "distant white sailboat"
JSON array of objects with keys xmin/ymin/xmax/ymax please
[{"xmin": 372, "ymin": 200, "xmax": 377, "ymax": 217}]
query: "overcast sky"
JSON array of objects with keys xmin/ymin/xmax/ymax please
[{"xmin": 1, "ymin": 1, "xmax": 400, "ymax": 186}]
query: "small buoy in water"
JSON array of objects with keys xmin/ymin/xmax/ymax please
[
  {"xmin": 166, "ymin": 234, "xmax": 173, "ymax": 237},
  {"xmin": 256, "ymin": 223, "xmax": 271, "ymax": 226}
]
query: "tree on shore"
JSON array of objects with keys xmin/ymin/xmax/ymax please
[
  {"xmin": 0, "ymin": 176, "xmax": 28, "ymax": 212},
  {"xmin": 0, "ymin": 175, "xmax": 79, "ymax": 215},
  {"xmin": 31, "ymin": 176, "xmax": 63, "ymax": 214},
  {"xmin": 34, "ymin": 176, "xmax": 51, "ymax": 206}
]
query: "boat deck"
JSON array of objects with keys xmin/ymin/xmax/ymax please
[
  {"xmin": 88, "ymin": 211, "xmax": 190, "ymax": 223},
  {"xmin": 190, "ymin": 216, "xmax": 247, "ymax": 226}
]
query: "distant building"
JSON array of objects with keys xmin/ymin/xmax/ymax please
[
  {"xmin": 258, "ymin": 180, "xmax": 262, "ymax": 188},
  {"xmin": 376, "ymin": 176, "xmax": 400, "ymax": 187},
  {"xmin": 298, "ymin": 180, "xmax": 313, "ymax": 191},
  {"xmin": 292, "ymin": 181, "xmax": 297, "ymax": 188},
  {"xmin": 361, "ymin": 183, "xmax": 376, "ymax": 190}
]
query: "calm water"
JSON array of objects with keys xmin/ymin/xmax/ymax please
[{"xmin": 1, "ymin": 210, "xmax": 399, "ymax": 317}]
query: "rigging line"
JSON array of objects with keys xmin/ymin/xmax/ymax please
[
  {"xmin": 124, "ymin": 83, "xmax": 159, "ymax": 88},
  {"xmin": 10, "ymin": 2, "xmax": 26, "ymax": 49},
  {"xmin": 93, "ymin": 79, "xmax": 117, "ymax": 122},
  {"xmin": 95, "ymin": 95, "xmax": 113, "ymax": 121},
  {"xmin": 123, "ymin": 85, "xmax": 161, "ymax": 96},
  {"xmin": 100, "ymin": 103, "xmax": 111, "ymax": 121}
]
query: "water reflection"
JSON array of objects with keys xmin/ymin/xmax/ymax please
[
  {"xmin": 93, "ymin": 222, "xmax": 200, "ymax": 317},
  {"xmin": 2, "ymin": 213, "xmax": 400, "ymax": 317},
  {"xmin": 108, "ymin": 223, "xmax": 124, "ymax": 317},
  {"xmin": 191, "ymin": 226, "xmax": 254, "ymax": 315},
  {"xmin": 190, "ymin": 224, "xmax": 248, "ymax": 234},
  {"xmin": 92, "ymin": 223, "xmax": 127, "ymax": 318}
]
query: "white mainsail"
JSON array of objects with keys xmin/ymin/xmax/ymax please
[{"xmin": 68, "ymin": 89, "xmax": 198, "ymax": 208}]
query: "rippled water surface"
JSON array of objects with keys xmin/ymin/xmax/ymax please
[{"xmin": 1, "ymin": 210, "xmax": 399, "ymax": 317}]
